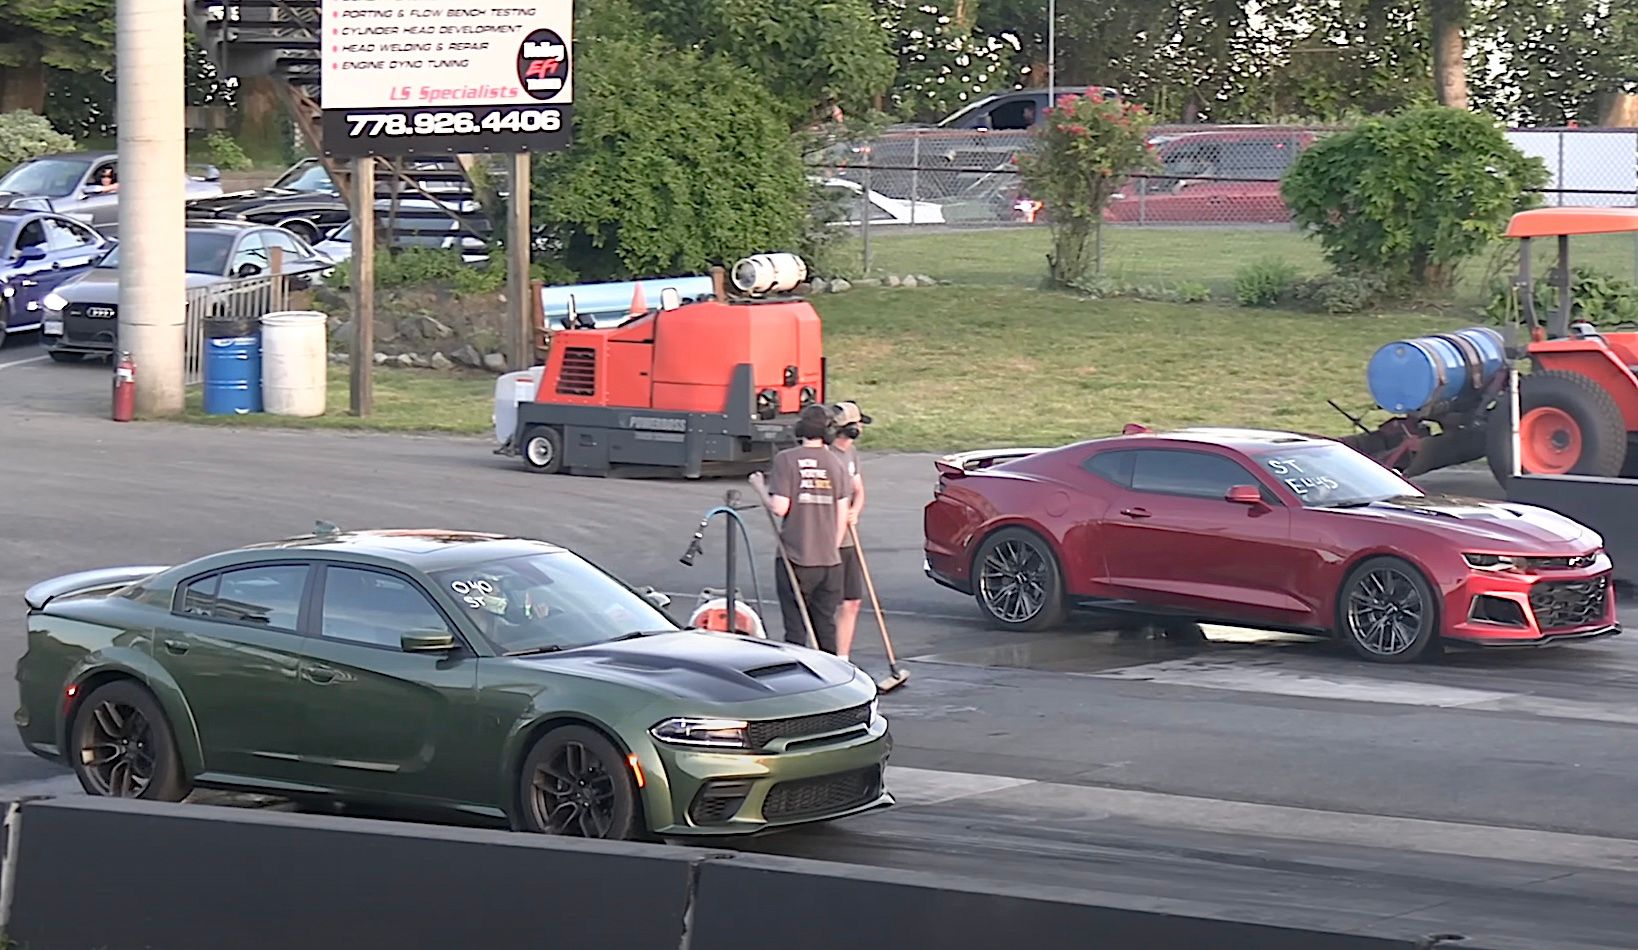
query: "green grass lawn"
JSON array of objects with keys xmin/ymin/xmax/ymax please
[
  {"xmin": 181, "ymin": 286, "xmax": 1468, "ymax": 453},
  {"xmin": 183, "ymin": 365, "xmax": 496, "ymax": 434},
  {"xmin": 845, "ymin": 226, "xmax": 1638, "ymax": 303}
]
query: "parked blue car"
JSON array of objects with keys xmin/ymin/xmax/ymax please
[{"xmin": 0, "ymin": 208, "xmax": 110, "ymax": 349}]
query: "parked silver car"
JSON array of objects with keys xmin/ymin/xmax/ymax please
[
  {"xmin": 0, "ymin": 152, "xmax": 224, "ymax": 227},
  {"xmin": 40, "ymin": 219, "xmax": 331, "ymax": 362}
]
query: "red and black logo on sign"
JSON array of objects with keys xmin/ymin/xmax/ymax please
[{"xmin": 516, "ymin": 28, "xmax": 569, "ymax": 101}]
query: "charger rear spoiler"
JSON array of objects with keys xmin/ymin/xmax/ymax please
[
  {"xmin": 24, "ymin": 566, "xmax": 168, "ymax": 611},
  {"xmin": 933, "ymin": 448, "xmax": 1051, "ymax": 478}
]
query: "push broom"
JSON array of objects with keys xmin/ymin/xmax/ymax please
[
  {"xmin": 746, "ymin": 473, "xmax": 821, "ymax": 650},
  {"xmin": 849, "ymin": 523, "xmax": 909, "ymax": 692}
]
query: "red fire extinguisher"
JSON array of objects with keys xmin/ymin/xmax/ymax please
[{"xmin": 112, "ymin": 351, "xmax": 135, "ymax": 422}]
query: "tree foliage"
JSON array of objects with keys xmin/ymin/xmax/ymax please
[
  {"xmin": 1472, "ymin": 0, "xmax": 1638, "ymax": 124},
  {"xmin": 0, "ymin": 110, "xmax": 75, "ymax": 170},
  {"xmin": 1016, "ymin": 89, "xmax": 1158, "ymax": 286},
  {"xmin": 880, "ymin": 0, "xmax": 1015, "ymax": 121},
  {"xmin": 531, "ymin": 1, "xmax": 812, "ymax": 281},
  {"xmin": 645, "ymin": 0, "xmax": 895, "ymax": 125},
  {"xmin": 1281, "ymin": 106, "xmax": 1549, "ymax": 289},
  {"xmin": 0, "ymin": 0, "xmax": 113, "ymax": 73}
]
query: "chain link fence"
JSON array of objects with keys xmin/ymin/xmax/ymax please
[{"xmin": 809, "ymin": 123, "xmax": 1638, "ymax": 286}]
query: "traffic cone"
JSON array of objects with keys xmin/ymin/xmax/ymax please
[{"xmin": 628, "ymin": 283, "xmax": 647, "ymax": 316}]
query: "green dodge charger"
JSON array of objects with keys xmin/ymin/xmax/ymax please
[{"xmin": 15, "ymin": 529, "xmax": 893, "ymax": 839}]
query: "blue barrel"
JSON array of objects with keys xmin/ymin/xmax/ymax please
[
  {"xmin": 1366, "ymin": 326, "xmax": 1506, "ymax": 414},
  {"xmin": 203, "ymin": 335, "xmax": 263, "ymax": 415}
]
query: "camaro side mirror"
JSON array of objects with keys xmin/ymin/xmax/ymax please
[
  {"xmin": 402, "ymin": 630, "xmax": 457, "ymax": 652},
  {"xmin": 1226, "ymin": 484, "xmax": 1263, "ymax": 505},
  {"xmin": 639, "ymin": 587, "xmax": 671, "ymax": 610}
]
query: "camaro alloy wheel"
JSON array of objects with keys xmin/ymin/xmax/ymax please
[
  {"xmin": 69, "ymin": 681, "xmax": 190, "ymax": 801},
  {"xmin": 1340, "ymin": 557, "xmax": 1438, "ymax": 663},
  {"xmin": 519, "ymin": 725, "xmax": 640, "ymax": 839},
  {"xmin": 974, "ymin": 528, "xmax": 1066, "ymax": 632}
]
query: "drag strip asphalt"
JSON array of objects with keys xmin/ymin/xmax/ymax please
[{"xmin": 6, "ymin": 340, "xmax": 1638, "ymax": 947}]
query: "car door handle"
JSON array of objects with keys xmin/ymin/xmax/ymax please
[
  {"xmin": 302, "ymin": 665, "xmax": 337, "ymax": 684},
  {"xmin": 162, "ymin": 639, "xmax": 189, "ymax": 655},
  {"xmin": 1121, "ymin": 507, "xmax": 1152, "ymax": 519},
  {"xmin": 19, "ymin": 279, "xmax": 36, "ymax": 287}
]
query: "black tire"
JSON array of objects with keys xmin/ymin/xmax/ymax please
[
  {"xmin": 1336, "ymin": 556, "xmax": 1440, "ymax": 663},
  {"xmin": 67, "ymin": 680, "xmax": 191, "ymax": 801},
  {"xmin": 516, "ymin": 725, "xmax": 642, "ymax": 840},
  {"xmin": 520, "ymin": 425, "xmax": 564, "ymax": 474},
  {"xmin": 1487, "ymin": 370, "xmax": 1627, "ymax": 484},
  {"xmin": 276, "ymin": 217, "xmax": 320, "ymax": 245},
  {"xmin": 47, "ymin": 350, "xmax": 81, "ymax": 363},
  {"xmin": 971, "ymin": 526, "xmax": 1068, "ymax": 632}
]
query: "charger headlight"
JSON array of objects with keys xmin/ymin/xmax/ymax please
[{"xmin": 649, "ymin": 716, "xmax": 750, "ymax": 749}]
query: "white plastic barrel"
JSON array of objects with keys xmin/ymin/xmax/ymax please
[
  {"xmin": 260, "ymin": 311, "xmax": 328, "ymax": 417},
  {"xmin": 493, "ymin": 366, "xmax": 544, "ymax": 444}
]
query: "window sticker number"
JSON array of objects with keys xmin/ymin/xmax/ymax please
[
  {"xmin": 450, "ymin": 578, "xmax": 495, "ymax": 609},
  {"xmin": 1283, "ymin": 476, "xmax": 1339, "ymax": 496},
  {"xmin": 1266, "ymin": 457, "xmax": 1304, "ymax": 475}
]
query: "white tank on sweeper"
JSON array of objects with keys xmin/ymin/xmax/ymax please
[
  {"xmin": 260, "ymin": 311, "xmax": 328, "ymax": 417},
  {"xmin": 493, "ymin": 366, "xmax": 545, "ymax": 444}
]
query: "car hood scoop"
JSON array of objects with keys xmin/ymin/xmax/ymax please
[
  {"xmin": 521, "ymin": 632, "xmax": 850, "ymax": 701},
  {"xmin": 1338, "ymin": 494, "xmax": 1595, "ymax": 547}
]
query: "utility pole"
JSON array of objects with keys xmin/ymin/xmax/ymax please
[
  {"xmin": 1047, "ymin": 0, "xmax": 1056, "ymax": 94},
  {"xmin": 507, "ymin": 153, "xmax": 533, "ymax": 370},
  {"xmin": 116, "ymin": 0, "xmax": 186, "ymax": 416}
]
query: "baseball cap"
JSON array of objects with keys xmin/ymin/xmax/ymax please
[{"xmin": 831, "ymin": 401, "xmax": 872, "ymax": 426}]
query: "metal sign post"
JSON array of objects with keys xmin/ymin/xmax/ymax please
[
  {"xmin": 508, "ymin": 153, "xmax": 532, "ymax": 371},
  {"xmin": 319, "ymin": 0, "xmax": 575, "ymax": 405}
]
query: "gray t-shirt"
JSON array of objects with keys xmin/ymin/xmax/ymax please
[
  {"xmin": 768, "ymin": 444, "xmax": 853, "ymax": 567},
  {"xmin": 831, "ymin": 442, "xmax": 860, "ymax": 549}
]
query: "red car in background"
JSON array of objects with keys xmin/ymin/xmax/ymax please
[
  {"xmin": 1103, "ymin": 128, "xmax": 1317, "ymax": 224},
  {"xmin": 922, "ymin": 427, "xmax": 1618, "ymax": 663},
  {"xmin": 1000, "ymin": 128, "xmax": 1317, "ymax": 225}
]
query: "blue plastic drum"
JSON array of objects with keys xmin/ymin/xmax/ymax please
[
  {"xmin": 1366, "ymin": 326, "xmax": 1506, "ymax": 414},
  {"xmin": 203, "ymin": 334, "xmax": 263, "ymax": 415}
]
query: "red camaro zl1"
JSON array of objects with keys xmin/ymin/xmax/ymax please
[{"xmin": 923, "ymin": 427, "xmax": 1618, "ymax": 662}]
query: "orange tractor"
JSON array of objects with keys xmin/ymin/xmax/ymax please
[{"xmin": 1486, "ymin": 207, "xmax": 1638, "ymax": 481}]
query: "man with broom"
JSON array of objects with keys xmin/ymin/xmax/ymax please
[
  {"xmin": 828, "ymin": 402, "xmax": 871, "ymax": 661},
  {"xmin": 749, "ymin": 404, "xmax": 853, "ymax": 654}
]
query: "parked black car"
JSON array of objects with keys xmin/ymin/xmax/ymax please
[{"xmin": 184, "ymin": 158, "xmax": 349, "ymax": 245}]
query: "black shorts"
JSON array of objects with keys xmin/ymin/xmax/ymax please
[{"xmin": 840, "ymin": 545, "xmax": 863, "ymax": 601}]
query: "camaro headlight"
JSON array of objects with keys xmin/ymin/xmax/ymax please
[
  {"xmin": 42, "ymin": 292, "xmax": 68, "ymax": 312},
  {"xmin": 1464, "ymin": 553, "xmax": 1525, "ymax": 571},
  {"xmin": 649, "ymin": 716, "xmax": 750, "ymax": 749}
]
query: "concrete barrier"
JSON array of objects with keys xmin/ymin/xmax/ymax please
[
  {"xmin": 2, "ymin": 796, "xmax": 1466, "ymax": 950},
  {"xmin": 4, "ymin": 797, "xmax": 719, "ymax": 950},
  {"xmin": 686, "ymin": 852, "xmax": 1438, "ymax": 950}
]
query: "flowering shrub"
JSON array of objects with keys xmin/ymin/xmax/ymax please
[{"xmin": 1016, "ymin": 89, "xmax": 1158, "ymax": 286}]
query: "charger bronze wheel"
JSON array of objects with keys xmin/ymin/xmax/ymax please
[
  {"xmin": 518, "ymin": 725, "xmax": 641, "ymax": 839},
  {"xmin": 68, "ymin": 680, "xmax": 190, "ymax": 801}
]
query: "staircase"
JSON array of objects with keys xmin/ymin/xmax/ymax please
[{"xmin": 185, "ymin": 0, "xmax": 497, "ymax": 254}]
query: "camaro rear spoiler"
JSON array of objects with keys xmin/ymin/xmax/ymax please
[
  {"xmin": 24, "ymin": 566, "xmax": 168, "ymax": 612},
  {"xmin": 933, "ymin": 447, "xmax": 1051, "ymax": 479}
]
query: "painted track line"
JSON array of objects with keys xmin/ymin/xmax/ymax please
[
  {"xmin": 0, "ymin": 355, "xmax": 46, "ymax": 371},
  {"xmin": 885, "ymin": 765, "xmax": 1638, "ymax": 872}
]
